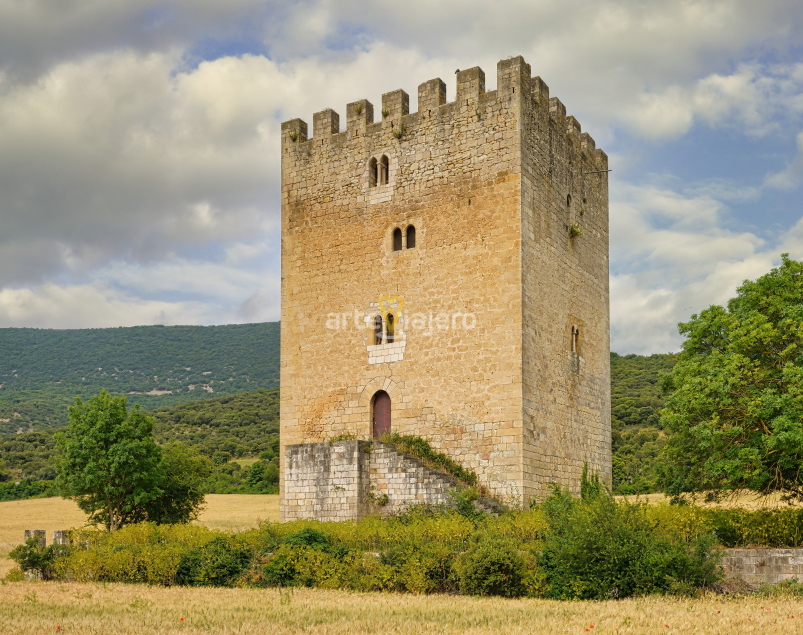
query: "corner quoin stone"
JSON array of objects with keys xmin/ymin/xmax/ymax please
[{"xmin": 279, "ymin": 54, "xmax": 611, "ymax": 520}]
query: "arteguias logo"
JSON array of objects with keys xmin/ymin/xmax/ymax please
[{"xmin": 378, "ymin": 295, "xmax": 404, "ymax": 336}]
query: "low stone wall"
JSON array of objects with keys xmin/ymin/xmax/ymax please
[
  {"xmin": 282, "ymin": 440, "xmax": 460, "ymax": 521},
  {"xmin": 722, "ymin": 549, "xmax": 803, "ymax": 585}
]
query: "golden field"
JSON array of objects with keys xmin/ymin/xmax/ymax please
[
  {"xmin": 3, "ymin": 494, "xmax": 803, "ymax": 634},
  {"xmin": 0, "ymin": 494, "xmax": 280, "ymax": 578},
  {"xmin": 2, "ymin": 583, "xmax": 803, "ymax": 635}
]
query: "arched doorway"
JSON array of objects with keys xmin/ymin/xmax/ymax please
[{"xmin": 372, "ymin": 390, "xmax": 391, "ymax": 438}]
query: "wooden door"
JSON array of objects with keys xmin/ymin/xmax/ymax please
[{"xmin": 372, "ymin": 391, "xmax": 391, "ymax": 438}]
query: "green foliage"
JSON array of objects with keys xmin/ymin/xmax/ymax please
[
  {"xmin": 151, "ymin": 389, "xmax": 279, "ymax": 460},
  {"xmin": 580, "ymin": 462, "xmax": 604, "ymax": 501},
  {"xmin": 0, "ymin": 479, "xmax": 58, "ymax": 502},
  {"xmin": 9, "ymin": 536, "xmax": 69, "ymax": 580},
  {"xmin": 610, "ymin": 352, "xmax": 676, "ymax": 494},
  {"xmin": 175, "ymin": 536, "xmax": 252, "ymax": 586},
  {"xmin": 30, "ymin": 498, "xmax": 731, "ymax": 597},
  {"xmin": 55, "ymin": 523, "xmax": 221, "ymax": 584},
  {"xmin": 536, "ymin": 487, "xmax": 721, "ymax": 599},
  {"xmin": 660, "ymin": 255, "xmax": 803, "ymax": 499},
  {"xmin": 0, "ymin": 322, "xmax": 279, "ymax": 433},
  {"xmin": 57, "ymin": 391, "xmax": 164, "ymax": 531},
  {"xmin": 704, "ymin": 507, "xmax": 803, "ymax": 548},
  {"xmin": 455, "ymin": 537, "xmax": 527, "ymax": 597},
  {"xmin": 143, "ymin": 443, "xmax": 213, "ymax": 524},
  {"xmin": 379, "ymin": 433, "xmax": 478, "ymax": 486},
  {"xmin": 57, "ymin": 391, "xmax": 210, "ymax": 529}
]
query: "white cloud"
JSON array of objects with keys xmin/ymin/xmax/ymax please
[
  {"xmin": 0, "ymin": 283, "xmax": 209, "ymax": 329},
  {"xmin": 1, "ymin": 0, "xmax": 803, "ymax": 347},
  {"xmin": 609, "ymin": 181, "xmax": 801, "ymax": 353}
]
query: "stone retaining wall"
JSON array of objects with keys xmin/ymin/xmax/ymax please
[
  {"xmin": 722, "ymin": 548, "xmax": 803, "ymax": 585},
  {"xmin": 282, "ymin": 439, "xmax": 461, "ymax": 521}
]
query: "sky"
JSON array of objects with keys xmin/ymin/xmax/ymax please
[{"xmin": 1, "ymin": 0, "xmax": 802, "ymax": 354}]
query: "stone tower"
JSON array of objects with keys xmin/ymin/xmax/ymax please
[{"xmin": 280, "ymin": 55, "xmax": 610, "ymax": 519}]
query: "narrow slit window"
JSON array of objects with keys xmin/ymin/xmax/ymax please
[
  {"xmin": 379, "ymin": 155, "xmax": 389, "ymax": 186},
  {"xmin": 393, "ymin": 228, "xmax": 402, "ymax": 251},
  {"xmin": 369, "ymin": 158, "xmax": 378, "ymax": 187},
  {"xmin": 373, "ymin": 315, "xmax": 383, "ymax": 345},
  {"xmin": 571, "ymin": 325, "xmax": 579, "ymax": 353},
  {"xmin": 406, "ymin": 225, "xmax": 416, "ymax": 249}
]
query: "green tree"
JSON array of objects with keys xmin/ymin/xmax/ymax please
[
  {"xmin": 56, "ymin": 391, "xmax": 164, "ymax": 531},
  {"xmin": 142, "ymin": 442, "xmax": 213, "ymax": 524},
  {"xmin": 659, "ymin": 254, "xmax": 803, "ymax": 500}
]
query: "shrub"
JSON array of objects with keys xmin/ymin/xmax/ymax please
[
  {"xmin": 537, "ymin": 488, "xmax": 721, "ymax": 599},
  {"xmin": 9, "ymin": 536, "xmax": 69, "ymax": 580},
  {"xmin": 175, "ymin": 536, "xmax": 252, "ymax": 586},
  {"xmin": 455, "ymin": 537, "xmax": 527, "ymax": 597},
  {"xmin": 705, "ymin": 507, "xmax": 803, "ymax": 548}
]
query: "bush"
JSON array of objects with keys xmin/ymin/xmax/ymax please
[
  {"xmin": 705, "ymin": 507, "xmax": 803, "ymax": 548},
  {"xmin": 175, "ymin": 536, "xmax": 252, "ymax": 586},
  {"xmin": 455, "ymin": 537, "xmax": 527, "ymax": 597},
  {"xmin": 9, "ymin": 536, "xmax": 69, "ymax": 580},
  {"xmin": 537, "ymin": 488, "xmax": 721, "ymax": 599}
]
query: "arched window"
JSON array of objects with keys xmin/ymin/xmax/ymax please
[
  {"xmin": 571, "ymin": 324, "xmax": 579, "ymax": 353},
  {"xmin": 393, "ymin": 228, "xmax": 402, "ymax": 251},
  {"xmin": 386, "ymin": 312, "xmax": 395, "ymax": 344},
  {"xmin": 368, "ymin": 157, "xmax": 378, "ymax": 187},
  {"xmin": 372, "ymin": 390, "xmax": 391, "ymax": 438},
  {"xmin": 566, "ymin": 194, "xmax": 572, "ymax": 207},
  {"xmin": 379, "ymin": 155, "xmax": 389, "ymax": 185},
  {"xmin": 406, "ymin": 225, "xmax": 416, "ymax": 249},
  {"xmin": 373, "ymin": 314, "xmax": 383, "ymax": 345}
]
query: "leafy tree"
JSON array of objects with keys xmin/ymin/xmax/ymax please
[
  {"xmin": 659, "ymin": 254, "xmax": 803, "ymax": 500},
  {"xmin": 56, "ymin": 391, "xmax": 164, "ymax": 531},
  {"xmin": 141, "ymin": 442, "xmax": 213, "ymax": 524}
]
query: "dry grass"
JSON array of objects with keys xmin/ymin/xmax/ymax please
[
  {"xmin": 1, "ymin": 583, "xmax": 803, "ymax": 634},
  {"xmin": 0, "ymin": 494, "xmax": 279, "ymax": 577},
  {"xmin": 620, "ymin": 491, "xmax": 803, "ymax": 510}
]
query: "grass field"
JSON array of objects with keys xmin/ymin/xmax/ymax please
[
  {"xmin": 0, "ymin": 494, "xmax": 279, "ymax": 577},
  {"xmin": 2, "ymin": 583, "xmax": 803, "ymax": 634}
]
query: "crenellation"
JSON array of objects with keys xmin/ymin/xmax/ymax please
[
  {"xmin": 282, "ymin": 118, "xmax": 308, "ymax": 143},
  {"xmin": 313, "ymin": 108, "xmax": 339, "ymax": 137},
  {"xmin": 456, "ymin": 67, "xmax": 485, "ymax": 103},
  {"xmin": 580, "ymin": 132, "xmax": 595, "ymax": 155},
  {"xmin": 566, "ymin": 115, "xmax": 581, "ymax": 136},
  {"xmin": 548, "ymin": 96, "xmax": 566, "ymax": 119},
  {"xmin": 531, "ymin": 76, "xmax": 549, "ymax": 103},
  {"xmin": 347, "ymin": 99, "xmax": 374, "ymax": 130},
  {"xmin": 418, "ymin": 78, "xmax": 447, "ymax": 113},
  {"xmin": 381, "ymin": 89, "xmax": 409, "ymax": 120}
]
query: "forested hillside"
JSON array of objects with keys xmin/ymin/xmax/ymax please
[
  {"xmin": 0, "ymin": 390, "xmax": 280, "ymax": 499},
  {"xmin": 0, "ymin": 323, "xmax": 279, "ymax": 434},
  {"xmin": 610, "ymin": 352, "xmax": 677, "ymax": 494}
]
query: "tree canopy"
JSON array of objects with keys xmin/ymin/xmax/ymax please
[
  {"xmin": 56, "ymin": 390, "xmax": 210, "ymax": 530},
  {"xmin": 659, "ymin": 254, "xmax": 803, "ymax": 500}
]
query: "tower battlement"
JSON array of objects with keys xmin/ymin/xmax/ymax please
[
  {"xmin": 280, "ymin": 55, "xmax": 611, "ymax": 518},
  {"xmin": 281, "ymin": 56, "xmax": 607, "ymax": 167}
]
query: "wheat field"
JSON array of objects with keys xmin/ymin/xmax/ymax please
[
  {"xmin": 3, "ymin": 494, "xmax": 803, "ymax": 633},
  {"xmin": 1, "ymin": 582, "xmax": 803, "ymax": 634},
  {"xmin": 0, "ymin": 494, "xmax": 280, "ymax": 577}
]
